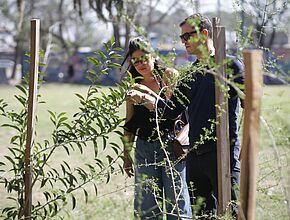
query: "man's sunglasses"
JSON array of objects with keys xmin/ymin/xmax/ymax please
[
  {"xmin": 179, "ymin": 31, "xmax": 197, "ymax": 41},
  {"xmin": 131, "ymin": 54, "xmax": 150, "ymax": 66}
]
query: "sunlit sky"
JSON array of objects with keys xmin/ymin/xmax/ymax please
[
  {"xmin": 139, "ymin": 0, "xmax": 241, "ymax": 49},
  {"xmin": 158, "ymin": 0, "xmax": 238, "ymax": 14}
]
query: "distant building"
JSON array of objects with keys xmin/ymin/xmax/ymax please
[{"xmin": 270, "ymin": 30, "xmax": 290, "ymax": 63}]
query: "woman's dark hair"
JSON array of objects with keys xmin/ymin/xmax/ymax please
[
  {"xmin": 127, "ymin": 37, "xmax": 153, "ymax": 56},
  {"xmin": 122, "ymin": 37, "xmax": 164, "ymax": 82}
]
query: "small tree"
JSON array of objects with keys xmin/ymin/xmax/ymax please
[{"xmin": 0, "ymin": 37, "xmax": 127, "ymax": 219}]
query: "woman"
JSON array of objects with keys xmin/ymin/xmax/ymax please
[{"xmin": 122, "ymin": 37, "xmax": 192, "ymax": 220}]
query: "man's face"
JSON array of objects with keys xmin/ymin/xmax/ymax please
[{"xmin": 180, "ymin": 22, "xmax": 204, "ymax": 55}]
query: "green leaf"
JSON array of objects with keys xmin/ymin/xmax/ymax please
[
  {"xmin": 62, "ymin": 145, "xmax": 70, "ymax": 156},
  {"xmin": 60, "ymin": 164, "xmax": 66, "ymax": 175},
  {"xmin": 48, "ymin": 110, "xmax": 56, "ymax": 118},
  {"xmin": 118, "ymin": 164, "xmax": 124, "ymax": 175},
  {"xmin": 110, "ymin": 54, "xmax": 123, "ymax": 59},
  {"xmin": 71, "ymin": 194, "xmax": 76, "ymax": 209},
  {"xmin": 100, "ymin": 69, "xmax": 109, "ymax": 75},
  {"xmin": 110, "ymin": 142, "xmax": 120, "ymax": 155},
  {"xmin": 43, "ymin": 191, "xmax": 51, "ymax": 201},
  {"xmin": 68, "ymin": 173, "xmax": 78, "ymax": 186},
  {"xmin": 76, "ymin": 142, "xmax": 83, "ymax": 154},
  {"xmin": 58, "ymin": 112, "xmax": 67, "ymax": 117},
  {"xmin": 97, "ymin": 51, "xmax": 107, "ymax": 60},
  {"xmin": 102, "ymin": 136, "xmax": 107, "ymax": 150},
  {"xmin": 41, "ymin": 178, "xmax": 48, "ymax": 188},
  {"xmin": 4, "ymin": 156, "xmax": 14, "ymax": 165},
  {"xmin": 106, "ymin": 155, "xmax": 113, "ymax": 164},
  {"xmin": 106, "ymin": 171, "xmax": 110, "ymax": 184},
  {"xmin": 110, "ymin": 35, "xmax": 115, "ymax": 46},
  {"xmin": 93, "ymin": 140, "xmax": 98, "ymax": 157},
  {"xmin": 114, "ymin": 47, "xmax": 123, "ymax": 51},
  {"xmin": 83, "ymin": 188, "xmax": 88, "ymax": 203},
  {"xmin": 59, "ymin": 178, "xmax": 68, "ymax": 188},
  {"xmin": 93, "ymin": 183, "xmax": 98, "ymax": 196},
  {"xmin": 63, "ymin": 160, "xmax": 71, "ymax": 171},
  {"xmin": 16, "ymin": 85, "xmax": 27, "ymax": 95},
  {"xmin": 95, "ymin": 158, "xmax": 104, "ymax": 169},
  {"xmin": 51, "ymin": 168, "xmax": 60, "ymax": 177},
  {"xmin": 108, "ymin": 63, "xmax": 121, "ymax": 68},
  {"xmin": 7, "ymin": 198, "xmax": 18, "ymax": 204},
  {"xmin": 48, "ymin": 110, "xmax": 57, "ymax": 125},
  {"xmin": 1, "ymin": 124, "xmax": 21, "ymax": 131},
  {"xmin": 87, "ymin": 69, "xmax": 96, "ymax": 76},
  {"xmin": 108, "ymin": 51, "xmax": 116, "ymax": 56},
  {"xmin": 44, "ymin": 206, "xmax": 48, "ymax": 216},
  {"xmin": 10, "ymin": 136, "xmax": 20, "ymax": 144},
  {"xmin": 87, "ymin": 57, "xmax": 100, "ymax": 66},
  {"xmin": 114, "ymin": 130, "xmax": 123, "ymax": 136},
  {"xmin": 53, "ymin": 202, "xmax": 58, "ymax": 216},
  {"xmin": 14, "ymin": 95, "xmax": 26, "ymax": 106},
  {"xmin": 57, "ymin": 116, "xmax": 68, "ymax": 127},
  {"xmin": 63, "ymin": 122, "xmax": 72, "ymax": 130},
  {"xmin": 49, "ymin": 202, "xmax": 53, "ymax": 213}
]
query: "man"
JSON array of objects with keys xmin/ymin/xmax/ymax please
[
  {"xmin": 128, "ymin": 13, "xmax": 244, "ymax": 218},
  {"xmin": 174, "ymin": 14, "xmax": 244, "ymax": 217}
]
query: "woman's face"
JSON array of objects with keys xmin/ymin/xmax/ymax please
[{"xmin": 131, "ymin": 50, "xmax": 155, "ymax": 78}]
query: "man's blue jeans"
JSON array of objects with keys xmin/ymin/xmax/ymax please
[{"xmin": 134, "ymin": 138, "xmax": 192, "ymax": 219}]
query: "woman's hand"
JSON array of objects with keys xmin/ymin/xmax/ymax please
[
  {"xmin": 123, "ymin": 154, "xmax": 134, "ymax": 178},
  {"xmin": 126, "ymin": 89, "xmax": 144, "ymax": 105},
  {"xmin": 131, "ymin": 84, "xmax": 158, "ymax": 98},
  {"xmin": 126, "ymin": 89, "xmax": 156, "ymax": 111}
]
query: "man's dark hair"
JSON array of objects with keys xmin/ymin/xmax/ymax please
[{"xmin": 179, "ymin": 13, "xmax": 213, "ymax": 39}]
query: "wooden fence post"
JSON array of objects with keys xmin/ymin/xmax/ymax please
[
  {"xmin": 24, "ymin": 19, "xmax": 40, "ymax": 219},
  {"xmin": 239, "ymin": 50, "xmax": 263, "ymax": 220},
  {"xmin": 212, "ymin": 17, "xmax": 231, "ymax": 215}
]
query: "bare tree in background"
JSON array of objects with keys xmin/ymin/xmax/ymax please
[
  {"xmin": 3, "ymin": 0, "xmax": 288, "ymax": 80},
  {"xmin": 0, "ymin": 0, "xmax": 108, "ymax": 81},
  {"xmin": 241, "ymin": 0, "xmax": 289, "ymax": 49},
  {"xmin": 141, "ymin": 0, "xmax": 181, "ymax": 34},
  {"xmin": 73, "ymin": 0, "xmax": 182, "ymax": 49},
  {"xmin": 7, "ymin": 0, "xmax": 25, "ymax": 81}
]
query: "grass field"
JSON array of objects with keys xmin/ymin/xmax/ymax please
[{"xmin": 0, "ymin": 83, "xmax": 289, "ymax": 220}]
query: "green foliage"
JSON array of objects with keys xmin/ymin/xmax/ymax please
[{"xmin": 0, "ymin": 38, "xmax": 127, "ymax": 219}]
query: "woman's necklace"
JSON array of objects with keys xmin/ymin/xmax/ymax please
[{"xmin": 141, "ymin": 76, "xmax": 160, "ymax": 93}]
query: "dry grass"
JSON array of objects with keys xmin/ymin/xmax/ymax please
[{"xmin": 0, "ymin": 84, "xmax": 289, "ymax": 219}]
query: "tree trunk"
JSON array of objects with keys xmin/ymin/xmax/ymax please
[
  {"xmin": 112, "ymin": 22, "xmax": 121, "ymax": 47},
  {"xmin": 256, "ymin": 23, "xmax": 266, "ymax": 48},
  {"xmin": 10, "ymin": 0, "xmax": 25, "ymax": 81},
  {"xmin": 57, "ymin": 0, "xmax": 69, "ymax": 54},
  {"xmin": 10, "ymin": 40, "xmax": 23, "ymax": 83},
  {"xmin": 267, "ymin": 28, "xmax": 276, "ymax": 49},
  {"xmin": 124, "ymin": 22, "xmax": 130, "ymax": 50}
]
